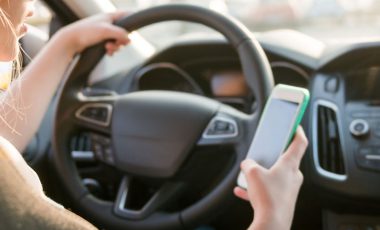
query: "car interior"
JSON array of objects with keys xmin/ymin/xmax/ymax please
[{"xmin": 18, "ymin": 0, "xmax": 380, "ymax": 229}]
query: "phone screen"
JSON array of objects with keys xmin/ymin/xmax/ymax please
[{"xmin": 247, "ymin": 98, "xmax": 299, "ymax": 168}]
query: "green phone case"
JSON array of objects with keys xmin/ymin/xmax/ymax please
[{"xmin": 271, "ymin": 84, "xmax": 310, "ymax": 148}]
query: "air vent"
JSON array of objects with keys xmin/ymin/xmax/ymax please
[{"xmin": 316, "ymin": 104, "xmax": 345, "ymax": 175}]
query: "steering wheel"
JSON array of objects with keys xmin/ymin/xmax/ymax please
[{"xmin": 52, "ymin": 4, "xmax": 274, "ymax": 230}]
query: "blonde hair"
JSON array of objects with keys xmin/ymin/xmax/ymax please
[
  {"xmin": 0, "ymin": 4, "xmax": 22, "ymax": 85},
  {"xmin": 0, "ymin": 4, "xmax": 26, "ymax": 136}
]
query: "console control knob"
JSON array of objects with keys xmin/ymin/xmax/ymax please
[{"xmin": 349, "ymin": 119, "xmax": 369, "ymax": 137}]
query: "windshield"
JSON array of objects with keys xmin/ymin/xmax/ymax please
[{"xmin": 112, "ymin": 0, "xmax": 380, "ymax": 47}]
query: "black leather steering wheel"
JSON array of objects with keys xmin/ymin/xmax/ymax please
[{"xmin": 52, "ymin": 4, "xmax": 274, "ymax": 230}]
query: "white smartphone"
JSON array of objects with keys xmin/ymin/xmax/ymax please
[{"xmin": 237, "ymin": 84, "xmax": 309, "ymax": 189}]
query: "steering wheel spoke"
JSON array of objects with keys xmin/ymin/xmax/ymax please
[{"xmin": 114, "ymin": 176, "xmax": 183, "ymax": 220}]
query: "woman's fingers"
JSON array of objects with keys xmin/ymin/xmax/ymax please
[
  {"xmin": 234, "ymin": 187, "xmax": 249, "ymax": 201},
  {"xmin": 234, "ymin": 159, "xmax": 266, "ymax": 202},
  {"xmin": 232, "ymin": 126, "xmax": 308, "ymax": 229},
  {"xmin": 281, "ymin": 127, "xmax": 308, "ymax": 169},
  {"xmin": 102, "ymin": 21, "xmax": 131, "ymax": 55},
  {"xmin": 110, "ymin": 10, "xmax": 131, "ymax": 22},
  {"xmin": 241, "ymin": 159, "xmax": 267, "ymax": 181},
  {"xmin": 101, "ymin": 24, "xmax": 130, "ymax": 43},
  {"xmin": 105, "ymin": 38, "xmax": 130, "ymax": 55}
]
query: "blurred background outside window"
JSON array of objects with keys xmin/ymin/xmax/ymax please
[
  {"xmin": 26, "ymin": 0, "xmax": 380, "ymax": 47},
  {"xmin": 26, "ymin": 0, "xmax": 52, "ymax": 33},
  {"xmin": 112, "ymin": 0, "xmax": 380, "ymax": 47}
]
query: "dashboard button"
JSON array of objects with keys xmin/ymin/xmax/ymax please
[
  {"xmin": 350, "ymin": 119, "xmax": 370, "ymax": 137},
  {"xmin": 325, "ymin": 77, "xmax": 339, "ymax": 93},
  {"xmin": 351, "ymin": 111, "xmax": 380, "ymax": 118},
  {"xmin": 355, "ymin": 147, "xmax": 380, "ymax": 171},
  {"xmin": 359, "ymin": 147, "xmax": 372, "ymax": 156},
  {"xmin": 356, "ymin": 147, "xmax": 372, "ymax": 169}
]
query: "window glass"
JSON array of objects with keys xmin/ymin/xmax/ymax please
[
  {"xmin": 111, "ymin": 0, "xmax": 380, "ymax": 46},
  {"xmin": 26, "ymin": 0, "xmax": 53, "ymax": 33}
]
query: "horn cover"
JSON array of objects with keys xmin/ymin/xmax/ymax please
[{"xmin": 112, "ymin": 91, "xmax": 219, "ymax": 178}]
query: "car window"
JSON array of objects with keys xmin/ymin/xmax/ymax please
[
  {"xmin": 26, "ymin": 0, "xmax": 52, "ymax": 34},
  {"xmin": 112, "ymin": 0, "xmax": 380, "ymax": 46}
]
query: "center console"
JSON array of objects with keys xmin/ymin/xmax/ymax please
[
  {"xmin": 345, "ymin": 67, "xmax": 380, "ymax": 172},
  {"xmin": 307, "ymin": 67, "xmax": 380, "ymax": 230}
]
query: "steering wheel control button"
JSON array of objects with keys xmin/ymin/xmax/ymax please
[
  {"xmin": 215, "ymin": 120, "xmax": 229, "ymax": 132},
  {"xmin": 91, "ymin": 133, "xmax": 111, "ymax": 145},
  {"xmin": 103, "ymin": 147, "xmax": 115, "ymax": 165},
  {"xmin": 93, "ymin": 143, "xmax": 104, "ymax": 161},
  {"xmin": 82, "ymin": 107, "xmax": 106, "ymax": 121},
  {"xmin": 71, "ymin": 151, "xmax": 95, "ymax": 162},
  {"xmin": 349, "ymin": 119, "xmax": 370, "ymax": 137},
  {"xmin": 203, "ymin": 116, "xmax": 238, "ymax": 139},
  {"xmin": 76, "ymin": 103, "xmax": 112, "ymax": 127},
  {"xmin": 90, "ymin": 133, "xmax": 114, "ymax": 166}
]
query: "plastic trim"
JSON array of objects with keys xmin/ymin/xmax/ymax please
[
  {"xmin": 270, "ymin": 61, "xmax": 309, "ymax": 81},
  {"xmin": 312, "ymin": 100, "xmax": 347, "ymax": 181},
  {"xmin": 134, "ymin": 62, "xmax": 204, "ymax": 95},
  {"xmin": 202, "ymin": 116, "xmax": 238, "ymax": 139},
  {"xmin": 75, "ymin": 103, "xmax": 113, "ymax": 127}
]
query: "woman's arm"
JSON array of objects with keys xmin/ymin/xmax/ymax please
[
  {"xmin": 0, "ymin": 12, "xmax": 129, "ymax": 151},
  {"xmin": 234, "ymin": 127, "xmax": 308, "ymax": 230},
  {"xmin": 0, "ymin": 136, "xmax": 97, "ymax": 229}
]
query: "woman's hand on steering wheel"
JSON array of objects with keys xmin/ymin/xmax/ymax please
[{"xmin": 56, "ymin": 12, "xmax": 131, "ymax": 57}]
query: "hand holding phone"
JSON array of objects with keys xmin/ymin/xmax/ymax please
[
  {"xmin": 234, "ymin": 128, "xmax": 308, "ymax": 230},
  {"xmin": 237, "ymin": 84, "xmax": 309, "ymax": 189}
]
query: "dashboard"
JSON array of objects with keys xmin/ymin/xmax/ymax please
[
  {"xmin": 120, "ymin": 39, "xmax": 310, "ymax": 114},
  {"xmin": 25, "ymin": 28, "xmax": 380, "ymax": 230},
  {"xmin": 135, "ymin": 61, "xmax": 308, "ymax": 95},
  {"xmin": 86, "ymin": 34, "xmax": 380, "ymax": 229}
]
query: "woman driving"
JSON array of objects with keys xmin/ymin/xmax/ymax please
[{"xmin": 0, "ymin": 0, "xmax": 308, "ymax": 229}]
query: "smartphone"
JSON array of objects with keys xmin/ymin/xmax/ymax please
[{"xmin": 237, "ymin": 84, "xmax": 309, "ymax": 189}]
